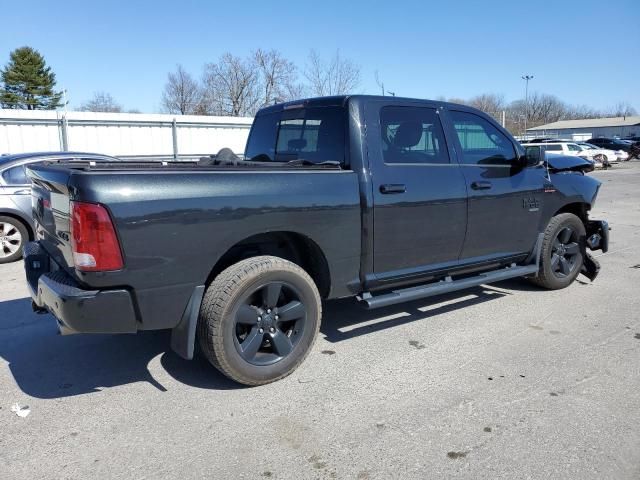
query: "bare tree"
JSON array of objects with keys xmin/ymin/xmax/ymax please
[
  {"xmin": 303, "ymin": 49, "xmax": 361, "ymax": 96},
  {"xmin": 80, "ymin": 92, "xmax": 122, "ymax": 112},
  {"xmin": 505, "ymin": 92, "xmax": 568, "ymax": 134},
  {"xmin": 564, "ymin": 104, "xmax": 601, "ymax": 120},
  {"xmin": 202, "ymin": 53, "xmax": 260, "ymax": 116},
  {"xmin": 446, "ymin": 97, "xmax": 467, "ymax": 106},
  {"xmin": 161, "ymin": 65, "xmax": 201, "ymax": 114},
  {"xmin": 254, "ymin": 49, "xmax": 299, "ymax": 106},
  {"xmin": 606, "ymin": 102, "xmax": 637, "ymax": 117},
  {"xmin": 468, "ymin": 93, "xmax": 505, "ymax": 114}
]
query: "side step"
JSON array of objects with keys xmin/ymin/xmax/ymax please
[{"xmin": 359, "ymin": 263, "xmax": 539, "ymax": 309}]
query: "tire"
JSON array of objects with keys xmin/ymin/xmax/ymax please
[
  {"xmin": 529, "ymin": 213, "xmax": 586, "ymax": 290},
  {"xmin": 594, "ymin": 154, "xmax": 610, "ymax": 169},
  {"xmin": 197, "ymin": 255, "xmax": 321, "ymax": 386},
  {"xmin": 0, "ymin": 216, "xmax": 29, "ymax": 264}
]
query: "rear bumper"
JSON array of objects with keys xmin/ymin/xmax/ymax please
[{"xmin": 24, "ymin": 242, "xmax": 138, "ymax": 335}]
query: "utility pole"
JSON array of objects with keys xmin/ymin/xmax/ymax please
[{"xmin": 521, "ymin": 75, "xmax": 533, "ymax": 137}]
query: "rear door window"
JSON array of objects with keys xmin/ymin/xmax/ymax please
[
  {"xmin": 245, "ymin": 106, "xmax": 346, "ymax": 164},
  {"xmin": 379, "ymin": 106, "xmax": 449, "ymax": 164}
]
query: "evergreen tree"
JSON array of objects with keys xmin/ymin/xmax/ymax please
[{"xmin": 0, "ymin": 47, "xmax": 63, "ymax": 109}]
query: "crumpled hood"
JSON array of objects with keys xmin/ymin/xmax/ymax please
[{"xmin": 546, "ymin": 154, "xmax": 594, "ymax": 173}]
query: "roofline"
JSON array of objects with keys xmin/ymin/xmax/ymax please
[
  {"xmin": 528, "ymin": 116, "xmax": 640, "ymax": 131},
  {"xmin": 256, "ymin": 94, "xmax": 477, "ymax": 115}
]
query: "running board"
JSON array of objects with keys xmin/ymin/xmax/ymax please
[{"xmin": 359, "ymin": 263, "xmax": 539, "ymax": 309}]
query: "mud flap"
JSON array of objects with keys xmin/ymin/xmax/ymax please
[{"xmin": 581, "ymin": 252, "xmax": 600, "ymax": 282}]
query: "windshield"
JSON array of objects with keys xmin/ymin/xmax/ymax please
[{"xmin": 245, "ymin": 106, "xmax": 346, "ymax": 164}]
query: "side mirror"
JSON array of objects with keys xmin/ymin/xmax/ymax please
[{"xmin": 521, "ymin": 146, "xmax": 542, "ymax": 167}]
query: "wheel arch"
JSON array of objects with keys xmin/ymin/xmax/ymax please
[
  {"xmin": 553, "ymin": 202, "xmax": 590, "ymax": 223},
  {"xmin": 205, "ymin": 231, "xmax": 332, "ymax": 299},
  {"xmin": 0, "ymin": 210, "xmax": 34, "ymax": 240}
]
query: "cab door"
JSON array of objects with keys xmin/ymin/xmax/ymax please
[
  {"xmin": 366, "ymin": 101, "xmax": 468, "ymax": 284},
  {"xmin": 446, "ymin": 109, "xmax": 545, "ymax": 261}
]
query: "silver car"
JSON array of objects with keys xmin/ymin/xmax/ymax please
[{"xmin": 0, "ymin": 151, "xmax": 119, "ymax": 263}]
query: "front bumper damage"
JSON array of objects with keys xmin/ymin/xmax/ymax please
[{"xmin": 581, "ymin": 220, "xmax": 609, "ymax": 281}]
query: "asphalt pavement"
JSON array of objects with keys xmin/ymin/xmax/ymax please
[{"xmin": 1, "ymin": 162, "xmax": 639, "ymax": 479}]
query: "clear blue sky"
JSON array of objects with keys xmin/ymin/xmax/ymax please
[{"xmin": 1, "ymin": 0, "xmax": 639, "ymax": 113}]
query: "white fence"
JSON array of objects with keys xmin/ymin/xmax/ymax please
[{"xmin": 0, "ymin": 109, "xmax": 253, "ymax": 159}]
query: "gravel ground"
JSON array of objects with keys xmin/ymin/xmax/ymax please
[{"xmin": 1, "ymin": 162, "xmax": 639, "ymax": 480}]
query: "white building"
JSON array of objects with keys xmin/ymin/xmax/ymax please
[
  {"xmin": 0, "ymin": 109, "xmax": 253, "ymax": 159},
  {"xmin": 525, "ymin": 116, "xmax": 640, "ymax": 141}
]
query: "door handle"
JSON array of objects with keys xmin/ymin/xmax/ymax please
[
  {"xmin": 13, "ymin": 189, "xmax": 31, "ymax": 195},
  {"xmin": 471, "ymin": 181, "xmax": 492, "ymax": 190},
  {"xmin": 379, "ymin": 184, "xmax": 406, "ymax": 194}
]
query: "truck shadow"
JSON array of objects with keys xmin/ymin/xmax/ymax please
[
  {"xmin": 320, "ymin": 285, "xmax": 511, "ymax": 343},
  {"xmin": 0, "ymin": 297, "xmax": 240, "ymax": 399},
  {"xmin": 1, "ymin": 282, "xmax": 520, "ymax": 398}
]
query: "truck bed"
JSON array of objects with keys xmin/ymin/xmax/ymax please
[{"xmin": 27, "ymin": 161, "xmax": 362, "ymax": 333}]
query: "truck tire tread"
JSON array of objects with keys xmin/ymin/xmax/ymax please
[{"xmin": 197, "ymin": 255, "xmax": 321, "ymax": 386}]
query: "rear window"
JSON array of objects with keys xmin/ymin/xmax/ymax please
[
  {"xmin": 245, "ymin": 106, "xmax": 346, "ymax": 164},
  {"xmin": 1, "ymin": 165, "xmax": 28, "ymax": 185}
]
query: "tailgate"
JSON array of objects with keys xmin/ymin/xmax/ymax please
[{"xmin": 27, "ymin": 164, "xmax": 76, "ymax": 272}]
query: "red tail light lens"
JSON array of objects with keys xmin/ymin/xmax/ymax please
[{"xmin": 70, "ymin": 201, "xmax": 124, "ymax": 272}]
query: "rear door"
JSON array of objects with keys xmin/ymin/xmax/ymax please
[
  {"xmin": 446, "ymin": 109, "xmax": 545, "ymax": 261},
  {"xmin": 366, "ymin": 101, "xmax": 468, "ymax": 281}
]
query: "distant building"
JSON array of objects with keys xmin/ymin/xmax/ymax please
[{"xmin": 525, "ymin": 116, "xmax": 640, "ymax": 140}]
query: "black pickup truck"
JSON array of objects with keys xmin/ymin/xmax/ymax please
[{"xmin": 24, "ymin": 95, "xmax": 609, "ymax": 385}]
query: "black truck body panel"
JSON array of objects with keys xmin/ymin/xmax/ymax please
[{"xmin": 24, "ymin": 95, "xmax": 607, "ymax": 357}]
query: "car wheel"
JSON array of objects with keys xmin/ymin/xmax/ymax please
[
  {"xmin": 594, "ymin": 154, "xmax": 610, "ymax": 168},
  {"xmin": 529, "ymin": 213, "xmax": 585, "ymax": 290},
  {"xmin": 0, "ymin": 216, "xmax": 28, "ymax": 264},
  {"xmin": 197, "ymin": 255, "xmax": 321, "ymax": 386}
]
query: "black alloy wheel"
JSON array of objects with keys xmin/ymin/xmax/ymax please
[
  {"xmin": 550, "ymin": 226, "xmax": 580, "ymax": 278},
  {"xmin": 233, "ymin": 281, "xmax": 307, "ymax": 366}
]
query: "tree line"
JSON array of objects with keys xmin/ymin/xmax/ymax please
[
  {"xmin": 160, "ymin": 49, "xmax": 360, "ymax": 116},
  {"xmin": 445, "ymin": 93, "xmax": 637, "ymax": 135},
  {"xmin": 0, "ymin": 46, "xmax": 636, "ymax": 136}
]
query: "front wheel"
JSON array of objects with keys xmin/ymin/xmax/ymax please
[
  {"xmin": 197, "ymin": 256, "xmax": 321, "ymax": 386},
  {"xmin": 529, "ymin": 213, "xmax": 586, "ymax": 290}
]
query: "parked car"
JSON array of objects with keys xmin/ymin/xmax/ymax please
[
  {"xmin": 0, "ymin": 151, "xmax": 119, "ymax": 263},
  {"xmin": 587, "ymin": 137, "xmax": 638, "ymax": 158},
  {"xmin": 530, "ymin": 140, "xmax": 627, "ymax": 163},
  {"xmin": 576, "ymin": 142, "xmax": 628, "ymax": 162},
  {"xmin": 24, "ymin": 95, "xmax": 609, "ymax": 386}
]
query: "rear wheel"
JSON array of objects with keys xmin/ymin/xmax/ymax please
[
  {"xmin": 197, "ymin": 256, "xmax": 321, "ymax": 386},
  {"xmin": 0, "ymin": 216, "xmax": 28, "ymax": 264},
  {"xmin": 529, "ymin": 213, "xmax": 585, "ymax": 290},
  {"xmin": 594, "ymin": 154, "xmax": 610, "ymax": 168}
]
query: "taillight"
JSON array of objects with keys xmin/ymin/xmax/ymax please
[{"xmin": 70, "ymin": 201, "xmax": 123, "ymax": 272}]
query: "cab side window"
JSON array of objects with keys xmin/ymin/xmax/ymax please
[
  {"xmin": 449, "ymin": 111, "xmax": 516, "ymax": 165},
  {"xmin": 380, "ymin": 106, "xmax": 449, "ymax": 164},
  {"xmin": 1, "ymin": 165, "xmax": 28, "ymax": 185},
  {"xmin": 567, "ymin": 144, "xmax": 581, "ymax": 152}
]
